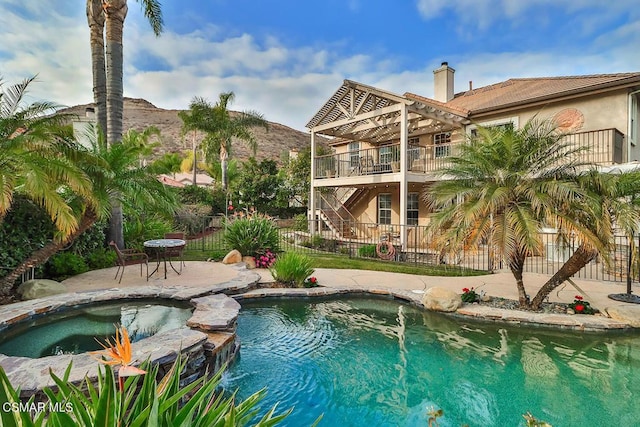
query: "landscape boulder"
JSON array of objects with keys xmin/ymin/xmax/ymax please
[
  {"xmin": 605, "ymin": 306, "xmax": 640, "ymax": 328},
  {"xmin": 222, "ymin": 249, "xmax": 242, "ymax": 264},
  {"xmin": 422, "ymin": 287, "xmax": 462, "ymax": 312},
  {"xmin": 242, "ymin": 256, "xmax": 256, "ymax": 269},
  {"xmin": 17, "ymin": 279, "xmax": 68, "ymax": 300}
]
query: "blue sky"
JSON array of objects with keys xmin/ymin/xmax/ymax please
[{"xmin": 1, "ymin": 0, "xmax": 639, "ymax": 131}]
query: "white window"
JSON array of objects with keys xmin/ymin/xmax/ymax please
[
  {"xmin": 407, "ymin": 193, "xmax": 419, "ymax": 226},
  {"xmin": 468, "ymin": 117, "xmax": 519, "ymax": 137},
  {"xmin": 349, "ymin": 142, "xmax": 360, "ymax": 167},
  {"xmin": 434, "ymin": 132, "xmax": 451, "ymax": 158},
  {"xmin": 379, "ymin": 146, "xmax": 392, "ymax": 164},
  {"xmin": 378, "ymin": 193, "xmax": 392, "ymax": 225},
  {"xmin": 408, "ymin": 137, "xmax": 421, "ymax": 161}
]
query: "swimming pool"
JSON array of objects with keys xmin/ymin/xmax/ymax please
[{"xmin": 224, "ymin": 297, "xmax": 640, "ymax": 426}]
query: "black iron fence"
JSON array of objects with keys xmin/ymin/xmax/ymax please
[{"xmin": 184, "ymin": 216, "xmax": 639, "ymax": 283}]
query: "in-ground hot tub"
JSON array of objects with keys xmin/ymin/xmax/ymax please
[{"xmin": 0, "ymin": 299, "xmax": 193, "ymax": 358}]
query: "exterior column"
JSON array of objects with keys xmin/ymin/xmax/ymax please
[
  {"xmin": 399, "ymin": 104, "xmax": 408, "ymax": 250},
  {"xmin": 310, "ymin": 130, "xmax": 317, "ymax": 234}
]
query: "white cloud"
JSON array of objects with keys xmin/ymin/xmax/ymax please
[
  {"xmin": 2, "ymin": 1, "xmax": 640, "ymax": 133},
  {"xmin": 415, "ymin": 0, "xmax": 640, "ymax": 30}
]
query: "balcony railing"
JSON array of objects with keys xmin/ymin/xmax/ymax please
[{"xmin": 314, "ymin": 128, "xmax": 624, "ymax": 179}]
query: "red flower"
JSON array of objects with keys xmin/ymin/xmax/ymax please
[
  {"xmin": 575, "ymin": 304, "xmax": 585, "ymax": 312},
  {"xmin": 228, "ymin": 205, "xmax": 234, "ymax": 211},
  {"xmin": 575, "ymin": 295, "xmax": 583, "ymax": 300},
  {"xmin": 462, "ymin": 288, "xmax": 470, "ymax": 293},
  {"xmin": 311, "ymin": 277, "xmax": 317, "ymax": 283}
]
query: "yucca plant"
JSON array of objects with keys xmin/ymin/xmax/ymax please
[
  {"xmin": 270, "ymin": 252, "xmax": 314, "ymax": 287},
  {"xmin": 224, "ymin": 213, "xmax": 280, "ymax": 257}
]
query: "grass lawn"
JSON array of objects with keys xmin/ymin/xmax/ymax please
[
  {"xmin": 183, "ymin": 238, "xmax": 487, "ymax": 277},
  {"xmin": 306, "ymin": 253, "xmax": 488, "ymax": 277}
]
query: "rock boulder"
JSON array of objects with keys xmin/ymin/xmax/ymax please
[
  {"xmin": 242, "ymin": 256, "xmax": 256, "ymax": 269},
  {"xmin": 422, "ymin": 287, "xmax": 462, "ymax": 312},
  {"xmin": 222, "ymin": 250, "xmax": 242, "ymax": 264},
  {"xmin": 17, "ymin": 279, "xmax": 68, "ymax": 300}
]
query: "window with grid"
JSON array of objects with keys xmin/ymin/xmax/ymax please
[
  {"xmin": 408, "ymin": 137, "xmax": 421, "ymax": 161},
  {"xmin": 379, "ymin": 146, "xmax": 392, "ymax": 164},
  {"xmin": 349, "ymin": 142, "xmax": 360, "ymax": 167},
  {"xmin": 434, "ymin": 132, "xmax": 451, "ymax": 158},
  {"xmin": 407, "ymin": 193, "xmax": 419, "ymax": 226},
  {"xmin": 378, "ymin": 193, "xmax": 392, "ymax": 225}
]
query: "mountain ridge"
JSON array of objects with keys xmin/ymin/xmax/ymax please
[{"xmin": 60, "ymin": 98, "xmax": 326, "ymax": 163}]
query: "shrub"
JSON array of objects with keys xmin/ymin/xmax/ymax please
[
  {"xmin": 270, "ymin": 252, "xmax": 314, "ymax": 287},
  {"xmin": 461, "ymin": 287, "xmax": 479, "ymax": 303},
  {"xmin": 255, "ymin": 249, "xmax": 277, "ymax": 268},
  {"xmin": 568, "ymin": 295, "xmax": 596, "ymax": 314},
  {"xmin": 223, "ymin": 213, "xmax": 280, "ymax": 257},
  {"xmin": 124, "ymin": 217, "xmax": 173, "ymax": 250},
  {"xmin": 85, "ymin": 248, "xmax": 117, "ymax": 270},
  {"xmin": 358, "ymin": 244, "xmax": 377, "ymax": 258},
  {"xmin": 47, "ymin": 252, "xmax": 89, "ymax": 278},
  {"xmin": 173, "ymin": 205, "xmax": 212, "ymax": 236},
  {"xmin": 293, "ymin": 213, "xmax": 309, "ymax": 231}
]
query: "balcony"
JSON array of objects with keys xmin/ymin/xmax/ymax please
[{"xmin": 313, "ymin": 128, "xmax": 624, "ymax": 180}]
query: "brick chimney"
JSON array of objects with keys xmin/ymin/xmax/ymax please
[{"xmin": 433, "ymin": 62, "xmax": 455, "ymax": 102}]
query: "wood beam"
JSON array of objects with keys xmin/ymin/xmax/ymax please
[{"xmin": 312, "ymin": 104, "xmax": 402, "ymax": 133}]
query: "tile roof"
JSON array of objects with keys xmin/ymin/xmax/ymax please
[{"xmin": 446, "ymin": 73, "xmax": 640, "ymax": 114}]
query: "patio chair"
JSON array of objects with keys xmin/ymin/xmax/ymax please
[
  {"xmin": 359, "ymin": 156, "xmax": 375, "ymax": 174},
  {"xmin": 164, "ymin": 232, "xmax": 186, "ymax": 272},
  {"xmin": 109, "ymin": 241, "xmax": 149, "ymax": 284}
]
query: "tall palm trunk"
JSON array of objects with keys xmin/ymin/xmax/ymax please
[
  {"xmin": 0, "ymin": 211, "xmax": 98, "ymax": 295},
  {"xmin": 508, "ymin": 252, "xmax": 529, "ymax": 307},
  {"xmin": 103, "ymin": 0, "xmax": 127, "ymax": 248},
  {"xmin": 86, "ymin": 0, "xmax": 107, "ymax": 135},
  {"xmin": 103, "ymin": 0, "xmax": 127, "ymax": 145},
  {"xmin": 530, "ymin": 244, "xmax": 598, "ymax": 309},
  {"xmin": 220, "ymin": 142, "xmax": 229, "ymax": 190}
]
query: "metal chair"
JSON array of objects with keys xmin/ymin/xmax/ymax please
[{"xmin": 109, "ymin": 241, "xmax": 149, "ymax": 283}]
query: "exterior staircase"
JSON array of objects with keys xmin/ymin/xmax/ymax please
[{"xmin": 318, "ymin": 188, "xmax": 370, "ymax": 239}]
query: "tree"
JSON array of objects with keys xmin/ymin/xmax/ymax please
[
  {"xmin": 86, "ymin": 0, "xmax": 107, "ymax": 135},
  {"xmin": 422, "ymin": 118, "xmax": 638, "ymax": 309},
  {"xmin": 179, "ymin": 93, "xmax": 269, "ymax": 191},
  {"xmin": 0, "ymin": 76, "xmax": 92, "ymax": 235},
  {"xmin": 232, "ymin": 157, "xmax": 288, "ymax": 215},
  {"xmin": 0, "ymin": 128, "xmax": 178, "ymax": 294},
  {"xmin": 87, "ymin": 0, "xmax": 163, "ymax": 248}
]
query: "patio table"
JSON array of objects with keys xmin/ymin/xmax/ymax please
[{"xmin": 143, "ymin": 238, "xmax": 186, "ymax": 279}]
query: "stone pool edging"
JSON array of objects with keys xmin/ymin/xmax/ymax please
[
  {"xmin": 236, "ymin": 285, "xmax": 632, "ymax": 332},
  {"xmin": 0, "ymin": 265, "xmax": 259, "ymax": 398}
]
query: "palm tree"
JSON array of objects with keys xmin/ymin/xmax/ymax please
[
  {"xmin": 86, "ymin": 0, "xmax": 107, "ymax": 135},
  {"xmin": 422, "ymin": 118, "xmax": 635, "ymax": 309},
  {"xmin": 0, "ymin": 127, "xmax": 178, "ymax": 294},
  {"xmin": 87, "ymin": 0, "xmax": 163, "ymax": 248},
  {"xmin": 179, "ymin": 93, "xmax": 269, "ymax": 191},
  {"xmin": 100, "ymin": 0, "xmax": 163, "ymax": 145},
  {"xmin": 0, "ymin": 76, "xmax": 93, "ymax": 235}
]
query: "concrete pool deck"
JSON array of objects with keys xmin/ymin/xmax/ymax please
[{"xmin": 58, "ymin": 261, "xmax": 640, "ymax": 330}]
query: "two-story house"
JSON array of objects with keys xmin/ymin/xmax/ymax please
[{"xmin": 306, "ymin": 63, "xmax": 640, "ymax": 251}]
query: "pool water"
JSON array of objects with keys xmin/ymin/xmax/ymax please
[
  {"xmin": 224, "ymin": 298, "xmax": 640, "ymax": 427},
  {"xmin": 0, "ymin": 300, "xmax": 193, "ymax": 358}
]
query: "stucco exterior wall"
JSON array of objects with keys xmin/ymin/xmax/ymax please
[{"xmin": 468, "ymin": 90, "xmax": 630, "ymax": 160}]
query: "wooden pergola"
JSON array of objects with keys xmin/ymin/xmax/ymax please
[{"xmin": 306, "ymin": 80, "xmax": 469, "ymax": 248}]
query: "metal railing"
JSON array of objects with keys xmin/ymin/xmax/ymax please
[
  {"xmin": 187, "ymin": 216, "xmax": 639, "ymax": 283},
  {"xmin": 314, "ymin": 128, "xmax": 624, "ymax": 180}
]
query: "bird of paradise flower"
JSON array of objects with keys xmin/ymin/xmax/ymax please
[{"xmin": 91, "ymin": 326, "xmax": 146, "ymax": 391}]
